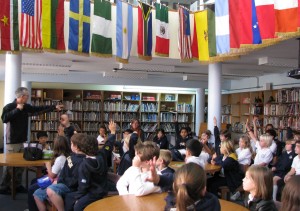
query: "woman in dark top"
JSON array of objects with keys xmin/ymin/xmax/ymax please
[{"xmin": 130, "ymin": 118, "xmax": 145, "ymax": 142}]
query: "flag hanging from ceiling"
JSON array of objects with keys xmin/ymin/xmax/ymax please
[
  {"xmin": 255, "ymin": 0, "xmax": 276, "ymax": 41},
  {"xmin": 137, "ymin": 2, "xmax": 152, "ymax": 61},
  {"xmin": 274, "ymin": 0, "xmax": 298, "ymax": 34},
  {"xmin": 155, "ymin": 3, "xmax": 169, "ymax": 57},
  {"xmin": 194, "ymin": 5, "xmax": 216, "ymax": 62},
  {"xmin": 42, "ymin": 0, "xmax": 65, "ymax": 52},
  {"xmin": 91, "ymin": 0, "xmax": 112, "ymax": 57},
  {"xmin": 0, "ymin": 0, "xmax": 19, "ymax": 51},
  {"xmin": 229, "ymin": 0, "xmax": 240, "ymax": 50},
  {"xmin": 69, "ymin": 0, "xmax": 90, "ymax": 54},
  {"xmin": 215, "ymin": 0, "xmax": 230, "ymax": 54},
  {"xmin": 178, "ymin": 5, "xmax": 192, "ymax": 63},
  {"xmin": 20, "ymin": 0, "xmax": 42, "ymax": 49},
  {"xmin": 116, "ymin": 0, "xmax": 133, "ymax": 63},
  {"xmin": 191, "ymin": 17, "xmax": 198, "ymax": 60}
]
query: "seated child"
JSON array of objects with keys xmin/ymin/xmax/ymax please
[
  {"xmin": 156, "ymin": 149, "xmax": 175, "ymax": 175},
  {"xmin": 236, "ymin": 135, "xmax": 253, "ymax": 166},
  {"xmin": 29, "ymin": 136, "xmax": 70, "ymax": 211},
  {"xmin": 45, "ymin": 134, "xmax": 89, "ymax": 211},
  {"xmin": 243, "ymin": 165, "xmax": 277, "ymax": 210},
  {"xmin": 254, "ymin": 134, "xmax": 273, "ymax": 166},
  {"xmin": 208, "ymin": 141, "xmax": 243, "ymax": 200},
  {"xmin": 153, "ymin": 128, "xmax": 169, "ymax": 149},
  {"xmin": 165, "ymin": 163, "xmax": 220, "ymax": 211},
  {"xmin": 116, "ymin": 133, "xmax": 139, "ymax": 176},
  {"xmin": 185, "ymin": 139, "xmax": 205, "ymax": 168},
  {"xmin": 280, "ymin": 175, "xmax": 300, "ymax": 211},
  {"xmin": 174, "ymin": 121, "xmax": 189, "ymax": 151},
  {"xmin": 116, "ymin": 141, "xmax": 161, "ymax": 196},
  {"xmin": 36, "ymin": 131, "xmax": 50, "ymax": 150},
  {"xmin": 213, "ymin": 116, "xmax": 231, "ymax": 156},
  {"xmin": 97, "ymin": 125, "xmax": 107, "ymax": 146},
  {"xmin": 64, "ymin": 135, "xmax": 108, "ymax": 211},
  {"xmin": 284, "ymin": 140, "xmax": 300, "ymax": 182},
  {"xmin": 200, "ymin": 130, "xmax": 214, "ymax": 160},
  {"xmin": 272, "ymin": 139, "xmax": 296, "ymax": 201}
]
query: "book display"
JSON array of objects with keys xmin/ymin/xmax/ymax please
[{"xmin": 30, "ymin": 89, "xmax": 195, "ymax": 141}]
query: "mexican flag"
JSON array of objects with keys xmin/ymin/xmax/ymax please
[
  {"xmin": 0, "ymin": 0, "xmax": 19, "ymax": 51},
  {"xmin": 42, "ymin": 0, "xmax": 65, "ymax": 51},
  {"xmin": 155, "ymin": 3, "xmax": 169, "ymax": 57},
  {"xmin": 91, "ymin": 0, "xmax": 112, "ymax": 57}
]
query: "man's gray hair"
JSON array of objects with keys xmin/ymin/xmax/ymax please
[{"xmin": 15, "ymin": 87, "xmax": 29, "ymax": 98}]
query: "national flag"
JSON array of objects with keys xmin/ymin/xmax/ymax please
[
  {"xmin": 194, "ymin": 5, "xmax": 216, "ymax": 62},
  {"xmin": 274, "ymin": 0, "xmax": 298, "ymax": 33},
  {"xmin": 155, "ymin": 3, "xmax": 169, "ymax": 57},
  {"xmin": 20, "ymin": 0, "xmax": 42, "ymax": 49},
  {"xmin": 251, "ymin": 0, "xmax": 262, "ymax": 44},
  {"xmin": 137, "ymin": 2, "xmax": 152, "ymax": 61},
  {"xmin": 191, "ymin": 17, "xmax": 198, "ymax": 59},
  {"xmin": 255, "ymin": 0, "xmax": 276, "ymax": 40},
  {"xmin": 0, "ymin": 0, "xmax": 19, "ymax": 51},
  {"xmin": 69, "ymin": 0, "xmax": 90, "ymax": 54},
  {"xmin": 42, "ymin": 0, "xmax": 65, "ymax": 51},
  {"xmin": 229, "ymin": 0, "xmax": 240, "ymax": 49},
  {"xmin": 91, "ymin": 0, "xmax": 112, "ymax": 57},
  {"xmin": 178, "ymin": 6, "xmax": 192, "ymax": 63},
  {"xmin": 116, "ymin": 0, "xmax": 133, "ymax": 63},
  {"xmin": 215, "ymin": 0, "xmax": 230, "ymax": 54}
]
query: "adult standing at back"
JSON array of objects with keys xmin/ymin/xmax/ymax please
[
  {"xmin": 0, "ymin": 87, "xmax": 63, "ymax": 194},
  {"xmin": 130, "ymin": 118, "xmax": 145, "ymax": 142},
  {"xmin": 58, "ymin": 114, "xmax": 75, "ymax": 147}
]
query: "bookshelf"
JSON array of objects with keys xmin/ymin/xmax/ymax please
[
  {"xmin": 30, "ymin": 89, "xmax": 195, "ymax": 141},
  {"xmin": 222, "ymin": 88, "xmax": 300, "ymax": 142}
]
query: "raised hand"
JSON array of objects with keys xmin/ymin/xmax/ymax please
[
  {"xmin": 145, "ymin": 156, "xmax": 160, "ymax": 184},
  {"xmin": 213, "ymin": 116, "xmax": 217, "ymax": 126},
  {"xmin": 109, "ymin": 120, "xmax": 116, "ymax": 134}
]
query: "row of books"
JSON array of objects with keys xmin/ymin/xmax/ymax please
[
  {"xmin": 264, "ymin": 116, "xmax": 300, "ymax": 130},
  {"xmin": 264, "ymin": 104, "xmax": 299, "ymax": 116},
  {"xmin": 104, "ymin": 122, "xmax": 121, "ymax": 131},
  {"xmin": 221, "ymin": 115, "xmax": 231, "ymax": 124},
  {"xmin": 276, "ymin": 88, "xmax": 300, "ymax": 103},
  {"xmin": 31, "ymin": 121, "xmax": 59, "ymax": 131},
  {"xmin": 141, "ymin": 114, "xmax": 158, "ymax": 122},
  {"xmin": 82, "ymin": 122, "xmax": 101, "ymax": 131},
  {"xmin": 177, "ymin": 103, "xmax": 193, "ymax": 113},
  {"xmin": 222, "ymin": 105, "xmax": 231, "ymax": 114},
  {"xmin": 82, "ymin": 101, "xmax": 101, "ymax": 111},
  {"xmin": 104, "ymin": 102, "xmax": 140, "ymax": 112},
  {"xmin": 141, "ymin": 103, "xmax": 158, "ymax": 112},
  {"xmin": 83, "ymin": 112, "xmax": 101, "ymax": 121},
  {"xmin": 104, "ymin": 113, "xmax": 122, "ymax": 122},
  {"xmin": 141, "ymin": 123, "xmax": 158, "ymax": 132},
  {"xmin": 67, "ymin": 112, "xmax": 83, "ymax": 121},
  {"xmin": 63, "ymin": 101, "xmax": 82, "ymax": 110}
]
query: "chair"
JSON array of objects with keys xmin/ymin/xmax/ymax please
[{"xmin": 106, "ymin": 172, "xmax": 120, "ymax": 197}]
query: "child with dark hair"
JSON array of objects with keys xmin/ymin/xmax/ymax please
[
  {"xmin": 153, "ymin": 128, "xmax": 169, "ymax": 149},
  {"xmin": 185, "ymin": 139, "xmax": 205, "ymax": 168},
  {"xmin": 31, "ymin": 136, "xmax": 70, "ymax": 211},
  {"xmin": 280, "ymin": 175, "xmax": 300, "ymax": 211},
  {"xmin": 36, "ymin": 131, "xmax": 49, "ymax": 149},
  {"xmin": 165, "ymin": 163, "xmax": 220, "ymax": 211},
  {"xmin": 243, "ymin": 165, "xmax": 277, "ymax": 210},
  {"xmin": 117, "ymin": 141, "xmax": 161, "ymax": 196},
  {"xmin": 64, "ymin": 135, "xmax": 108, "ymax": 211},
  {"xmin": 97, "ymin": 125, "xmax": 107, "ymax": 146}
]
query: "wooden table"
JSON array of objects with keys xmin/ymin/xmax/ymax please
[
  {"xmin": 0, "ymin": 153, "xmax": 45, "ymax": 199},
  {"xmin": 170, "ymin": 161, "xmax": 221, "ymax": 174},
  {"xmin": 85, "ymin": 192, "xmax": 248, "ymax": 211}
]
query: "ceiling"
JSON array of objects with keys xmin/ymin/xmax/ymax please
[{"xmin": 0, "ymin": 37, "xmax": 299, "ymax": 84}]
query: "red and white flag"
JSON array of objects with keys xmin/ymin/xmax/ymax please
[
  {"xmin": 178, "ymin": 5, "xmax": 192, "ymax": 63},
  {"xmin": 274, "ymin": 0, "xmax": 298, "ymax": 33},
  {"xmin": 20, "ymin": 0, "xmax": 42, "ymax": 49}
]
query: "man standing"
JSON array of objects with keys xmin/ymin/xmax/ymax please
[
  {"xmin": 57, "ymin": 114, "xmax": 75, "ymax": 147},
  {"xmin": 0, "ymin": 87, "xmax": 63, "ymax": 194}
]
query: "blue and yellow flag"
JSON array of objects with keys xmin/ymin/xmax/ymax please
[{"xmin": 69, "ymin": 0, "xmax": 90, "ymax": 54}]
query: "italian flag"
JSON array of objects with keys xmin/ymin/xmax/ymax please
[
  {"xmin": 42, "ymin": 0, "xmax": 65, "ymax": 51},
  {"xmin": 0, "ymin": 0, "xmax": 19, "ymax": 51},
  {"xmin": 155, "ymin": 3, "xmax": 169, "ymax": 57},
  {"xmin": 91, "ymin": 0, "xmax": 112, "ymax": 57},
  {"xmin": 275, "ymin": 0, "xmax": 298, "ymax": 33}
]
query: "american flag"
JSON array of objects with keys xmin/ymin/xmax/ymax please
[
  {"xmin": 178, "ymin": 6, "xmax": 192, "ymax": 62},
  {"xmin": 21, "ymin": 0, "xmax": 42, "ymax": 49}
]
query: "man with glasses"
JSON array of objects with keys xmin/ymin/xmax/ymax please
[{"xmin": 0, "ymin": 87, "xmax": 63, "ymax": 195}]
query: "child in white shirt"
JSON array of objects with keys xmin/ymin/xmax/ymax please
[
  {"xmin": 254, "ymin": 134, "xmax": 273, "ymax": 166},
  {"xmin": 236, "ymin": 135, "xmax": 253, "ymax": 165},
  {"xmin": 117, "ymin": 141, "xmax": 161, "ymax": 196},
  {"xmin": 284, "ymin": 140, "xmax": 300, "ymax": 183},
  {"xmin": 185, "ymin": 139, "xmax": 206, "ymax": 168}
]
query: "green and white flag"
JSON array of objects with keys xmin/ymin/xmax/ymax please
[{"xmin": 91, "ymin": 0, "xmax": 112, "ymax": 57}]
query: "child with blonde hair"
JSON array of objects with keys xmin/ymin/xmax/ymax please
[
  {"xmin": 243, "ymin": 165, "xmax": 277, "ymax": 210},
  {"xmin": 254, "ymin": 134, "xmax": 273, "ymax": 166},
  {"xmin": 156, "ymin": 149, "xmax": 174, "ymax": 175},
  {"xmin": 236, "ymin": 135, "xmax": 253, "ymax": 165}
]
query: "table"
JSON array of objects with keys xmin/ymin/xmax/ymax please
[
  {"xmin": 170, "ymin": 161, "xmax": 221, "ymax": 174},
  {"xmin": 0, "ymin": 153, "xmax": 45, "ymax": 199},
  {"xmin": 85, "ymin": 193, "xmax": 248, "ymax": 211}
]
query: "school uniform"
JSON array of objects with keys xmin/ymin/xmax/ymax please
[
  {"xmin": 214, "ymin": 126, "xmax": 221, "ymax": 156},
  {"xmin": 153, "ymin": 135, "xmax": 169, "ymax": 149},
  {"xmin": 117, "ymin": 151, "xmax": 132, "ymax": 176},
  {"xmin": 245, "ymin": 194, "xmax": 277, "ymax": 211},
  {"xmin": 291, "ymin": 155, "xmax": 300, "ymax": 175},
  {"xmin": 273, "ymin": 150, "xmax": 296, "ymax": 178},
  {"xmin": 64, "ymin": 153, "xmax": 108, "ymax": 211},
  {"xmin": 236, "ymin": 148, "xmax": 252, "ymax": 165},
  {"xmin": 186, "ymin": 156, "xmax": 206, "ymax": 168},
  {"xmin": 254, "ymin": 148, "xmax": 273, "ymax": 166},
  {"xmin": 174, "ymin": 122, "xmax": 189, "ymax": 150},
  {"xmin": 161, "ymin": 167, "xmax": 175, "ymax": 175}
]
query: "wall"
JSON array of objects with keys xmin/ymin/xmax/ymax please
[{"xmin": 0, "ymin": 81, "xmax": 4, "ymax": 149}]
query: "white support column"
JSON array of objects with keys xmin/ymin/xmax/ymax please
[
  {"xmin": 207, "ymin": 63, "xmax": 222, "ymax": 137},
  {"xmin": 4, "ymin": 53, "xmax": 22, "ymax": 152},
  {"xmin": 22, "ymin": 81, "xmax": 32, "ymax": 143},
  {"xmin": 195, "ymin": 88, "xmax": 205, "ymax": 136}
]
